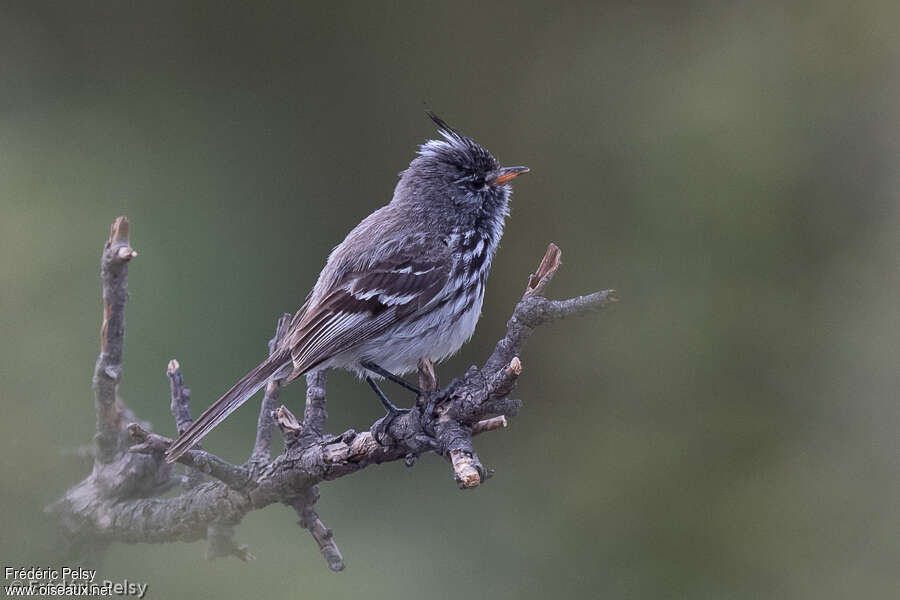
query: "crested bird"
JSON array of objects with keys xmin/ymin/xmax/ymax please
[{"xmin": 165, "ymin": 113, "xmax": 529, "ymax": 463}]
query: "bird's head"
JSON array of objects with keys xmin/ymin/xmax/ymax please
[{"xmin": 396, "ymin": 112, "xmax": 529, "ymax": 215}]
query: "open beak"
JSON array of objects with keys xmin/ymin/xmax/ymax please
[{"xmin": 493, "ymin": 166, "xmax": 530, "ymax": 185}]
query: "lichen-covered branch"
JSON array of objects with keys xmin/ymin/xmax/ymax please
[{"xmin": 50, "ymin": 220, "xmax": 616, "ymax": 570}]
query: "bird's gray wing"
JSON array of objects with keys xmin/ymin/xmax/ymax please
[{"xmin": 286, "ymin": 250, "xmax": 450, "ymax": 377}]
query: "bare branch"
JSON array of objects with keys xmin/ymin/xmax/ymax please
[
  {"xmin": 432, "ymin": 415, "xmax": 483, "ymax": 488},
  {"xmin": 541, "ymin": 289, "xmax": 618, "ymax": 320},
  {"xmin": 275, "ymin": 405, "xmax": 303, "ymax": 448},
  {"xmin": 128, "ymin": 424, "xmax": 250, "ymax": 490},
  {"xmin": 487, "ymin": 356, "xmax": 523, "ymax": 400},
  {"xmin": 449, "ymin": 449, "xmax": 483, "ymax": 489},
  {"xmin": 417, "ymin": 357, "xmax": 438, "ymax": 392},
  {"xmin": 526, "ymin": 242, "xmax": 562, "ymax": 296},
  {"xmin": 93, "ymin": 216, "xmax": 137, "ymax": 463},
  {"xmin": 165, "ymin": 359, "xmax": 206, "ymax": 488},
  {"xmin": 291, "ymin": 488, "xmax": 344, "ymax": 572},
  {"xmin": 301, "ymin": 371, "xmax": 328, "ymax": 445},
  {"xmin": 53, "ymin": 217, "xmax": 616, "ymax": 568},
  {"xmin": 167, "ymin": 359, "xmax": 193, "ymax": 434},
  {"xmin": 472, "ymin": 415, "xmax": 508, "ymax": 435}
]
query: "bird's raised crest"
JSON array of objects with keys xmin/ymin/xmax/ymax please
[
  {"xmin": 426, "ymin": 110, "xmax": 461, "ymax": 141},
  {"xmin": 420, "ymin": 111, "xmax": 498, "ymax": 174}
]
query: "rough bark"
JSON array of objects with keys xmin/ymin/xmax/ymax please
[{"xmin": 48, "ymin": 217, "xmax": 617, "ymax": 571}]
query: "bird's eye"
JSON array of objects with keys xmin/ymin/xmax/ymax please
[{"xmin": 472, "ymin": 175, "xmax": 486, "ymax": 188}]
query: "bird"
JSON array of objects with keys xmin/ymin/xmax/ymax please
[{"xmin": 165, "ymin": 113, "xmax": 529, "ymax": 463}]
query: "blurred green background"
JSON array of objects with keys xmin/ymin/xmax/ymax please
[{"xmin": 2, "ymin": 1, "xmax": 899, "ymax": 598}]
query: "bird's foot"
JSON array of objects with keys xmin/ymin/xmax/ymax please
[
  {"xmin": 365, "ymin": 374, "xmax": 415, "ymax": 445},
  {"xmin": 372, "ymin": 405, "xmax": 411, "ymax": 446}
]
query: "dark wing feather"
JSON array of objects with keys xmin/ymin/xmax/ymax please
[{"xmin": 286, "ymin": 254, "xmax": 449, "ymax": 378}]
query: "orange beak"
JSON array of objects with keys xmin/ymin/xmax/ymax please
[{"xmin": 493, "ymin": 166, "xmax": 530, "ymax": 185}]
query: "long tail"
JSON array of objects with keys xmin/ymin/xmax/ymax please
[{"xmin": 165, "ymin": 352, "xmax": 291, "ymax": 463}]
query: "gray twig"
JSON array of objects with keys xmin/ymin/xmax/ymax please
[
  {"xmin": 301, "ymin": 371, "xmax": 328, "ymax": 445},
  {"xmin": 128, "ymin": 424, "xmax": 251, "ymax": 489},
  {"xmin": 167, "ymin": 359, "xmax": 193, "ymax": 434},
  {"xmin": 291, "ymin": 487, "xmax": 344, "ymax": 572},
  {"xmin": 166, "ymin": 359, "xmax": 206, "ymax": 489},
  {"xmin": 93, "ymin": 216, "xmax": 137, "ymax": 464}
]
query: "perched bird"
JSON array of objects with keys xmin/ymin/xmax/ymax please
[{"xmin": 165, "ymin": 113, "xmax": 529, "ymax": 463}]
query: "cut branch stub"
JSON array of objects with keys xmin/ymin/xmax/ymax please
[
  {"xmin": 417, "ymin": 357, "xmax": 438, "ymax": 393},
  {"xmin": 108, "ymin": 215, "xmax": 130, "ymax": 245},
  {"xmin": 487, "ymin": 356, "xmax": 523, "ymax": 400},
  {"xmin": 449, "ymin": 449, "xmax": 483, "ymax": 489},
  {"xmin": 276, "ymin": 405, "xmax": 302, "ymax": 448},
  {"xmin": 526, "ymin": 242, "xmax": 562, "ymax": 296},
  {"xmin": 291, "ymin": 490, "xmax": 345, "ymax": 572},
  {"xmin": 472, "ymin": 415, "xmax": 508, "ymax": 435},
  {"xmin": 167, "ymin": 359, "xmax": 193, "ymax": 435}
]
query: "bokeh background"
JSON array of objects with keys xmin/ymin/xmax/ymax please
[{"xmin": 2, "ymin": 2, "xmax": 899, "ymax": 598}]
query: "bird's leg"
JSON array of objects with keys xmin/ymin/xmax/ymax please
[
  {"xmin": 361, "ymin": 361, "xmax": 421, "ymax": 395},
  {"xmin": 366, "ymin": 375, "xmax": 410, "ymax": 445},
  {"xmin": 365, "ymin": 375, "xmax": 409, "ymax": 414}
]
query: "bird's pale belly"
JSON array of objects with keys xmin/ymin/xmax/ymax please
[{"xmin": 329, "ymin": 285, "xmax": 485, "ymax": 378}]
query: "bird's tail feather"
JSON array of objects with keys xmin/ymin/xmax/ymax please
[{"xmin": 165, "ymin": 353, "xmax": 290, "ymax": 463}]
